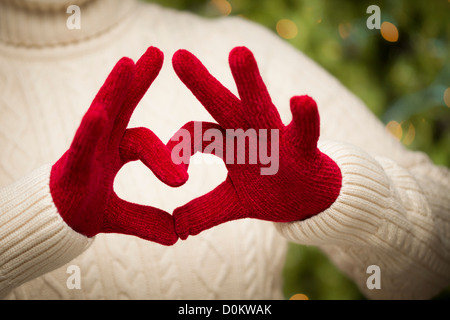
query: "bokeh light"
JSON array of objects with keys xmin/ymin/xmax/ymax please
[
  {"xmin": 338, "ymin": 22, "xmax": 352, "ymax": 39},
  {"xmin": 210, "ymin": 0, "xmax": 232, "ymax": 16},
  {"xmin": 403, "ymin": 123, "xmax": 416, "ymax": 145},
  {"xmin": 386, "ymin": 120, "xmax": 416, "ymax": 145},
  {"xmin": 380, "ymin": 21, "xmax": 399, "ymax": 42},
  {"xmin": 386, "ymin": 120, "xmax": 403, "ymax": 141},
  {"xmin": 289, "ymin": 293, "xmax": 309, "ymax": 300},
  {"xmin": 276, "ymin": 19, "xmax": 298, "ymax": 39},
  {"xmin": 444, "ymin": 87, "xmax": 450, "ymax": 108}
]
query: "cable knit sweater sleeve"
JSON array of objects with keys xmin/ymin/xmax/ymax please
[
  {"xmin": 276, "ymin": 140, "xmax": 450, "ymax": 300},
  {"xmin": 0, "ymin": 164, "xmax": 93, "ymax": 299}
]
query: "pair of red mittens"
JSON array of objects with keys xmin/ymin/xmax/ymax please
[{"xmin": 50, "ymin": 46, "xmax": 342, "ymax": 245}]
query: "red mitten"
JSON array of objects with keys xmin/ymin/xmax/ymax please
[
  {"xmin": 50, "ymin": 47, "xmax": 188, "ymax": 245},
  {"xmin": 169, "ymin": 46, "xmax": 342, "ymax": 240}
]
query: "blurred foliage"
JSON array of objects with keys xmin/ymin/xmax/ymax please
[
  {"xmin": 143, "ymin": 0, "xmax": 449, "ymax": 299},
  {"xmin": 283, "ymin": 243, "xmax": 365, "ymax": 300}
]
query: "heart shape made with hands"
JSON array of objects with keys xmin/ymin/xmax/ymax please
[
  {"xmin": 50, "ymin": 46, "xmax": 341, "ymax": 246},
  {"xmin": 166, "ymin": 46, "xmax": 342, "ymax": 240}
]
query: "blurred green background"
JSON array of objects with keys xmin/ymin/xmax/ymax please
[{"xmin": 143, "ymin": 0, "xmax": 450, "ymax": 299}]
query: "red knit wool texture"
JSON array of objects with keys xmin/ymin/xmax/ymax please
[
  {"xmin": 50, "ymin": 47, "xmax": 188, "ymax": 245},
  {"xmin": 169, "ymin": 46, "xmax": 342, "ymax": 240}
]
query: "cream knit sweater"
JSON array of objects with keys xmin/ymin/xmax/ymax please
[{"xmin": 0, "ymin": 0, "xmax": 449, "ymax": 300}]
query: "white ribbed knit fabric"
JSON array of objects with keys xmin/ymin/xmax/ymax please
[
  {"xmin": 0, "ymin": 164, "xmax": 93, "ymax": 298},
  {"xmin": 0, "ymin": 0, "xmax": 449, "ymax": 300}
]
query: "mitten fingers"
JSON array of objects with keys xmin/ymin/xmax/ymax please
[
  {"xmin": 62, "ymin": 57, "xmax": 135, "ymax": 177},
  {"xmin": 105, "ymin": 193, "xmax": 178, "ymax": 245},
  {"xmin": 111, "ymin": 47, "xmax": 164, "ymax": 143},
  {"xmin": 172, "ymin": 49, "xmax": 247, "ymax": 129},
  {"xmin": 89, "ymin": 57, "xmax": 136, "ymax": 133},
  {"xmin": 173, "ymin": 177, "xmax": 246, "ymax": 240},
  {"xmin": 285, "ymin": 95, "xmax": 320, "ymax": 154},
  {"xmin": 120, "ymin": 127, "xmax": 188, "ymax": 188},
  {"xmin": 167, "ymin": 121, "xmax": 227, "ymax": 170},
  {"xmin": 228, "ymin": 46, "xmax": 283, "ymax": 130}
]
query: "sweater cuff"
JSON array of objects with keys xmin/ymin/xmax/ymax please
[
  {"xmin": 276, "ymin": 140, "xmax": 390, "ymax": 246},
  {"xmin": 0, "ymin": 164, "xmax": 93, "ymax": 298},
  {"xmin": 275, "ymin": 140, "xmax": 450, "ymax": 299}
]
